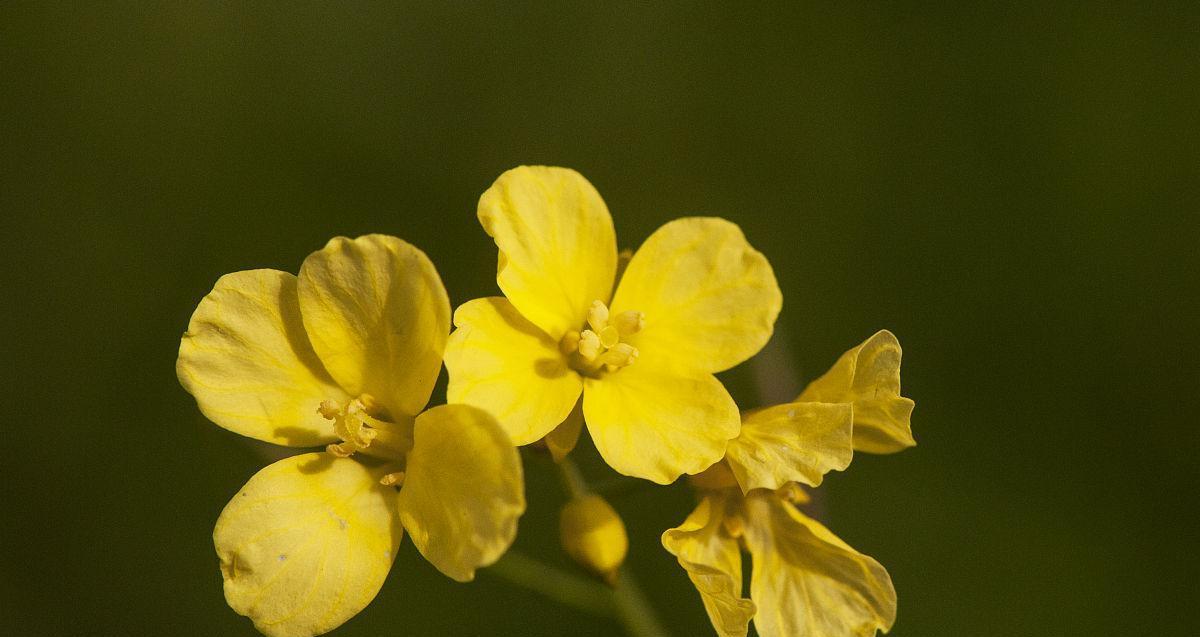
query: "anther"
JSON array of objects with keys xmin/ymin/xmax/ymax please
[
  {"xmin": 560, "ymin": 331, "xmax": 582, "ymax": 355},
  {"xmin": 318, "ymin": 400, "xmax": 340, "ymax": 420},
  {"xmin": 587, "ymin": 300, "xmax": 610, "ymax": 332},
  {"xmin": 598, "ymin": 325, "xmax": 620, "ymax": 349},
  {"xmin": 599, "ymin": 343, "xmax": 638, "ymax": 369},
  {"xmin": 577, "ymin": 330, "xmax": 602, "ymax": 361},
  {"xmin": 613, "ymin": 311, "xmax": 644, "ymax": 336},
  {"xmin": 778, "ymin": 482, "xmax": 811, "ymax": 504},
  {"xmin": 379, "ymin": 471, "xmax": 406, "ymax": 486}
]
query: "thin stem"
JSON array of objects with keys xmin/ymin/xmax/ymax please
[
  {"xmin": 555, "ymin": 455, "xmax": 589, "ymax": 498},
  {"xmin": 486, "ymin": 551, "xmax": 614, "ymax": 618},
  {"xmin": 554, "ymin": 456, "xmax": 672, "ymax": 637},
  {"xmin": 611, "ymin": 568, "xmax": 672, "ymax": 637}
]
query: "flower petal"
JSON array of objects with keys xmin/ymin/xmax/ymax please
[
  {"xmin": 743, "ymin": 493, "xmax": 896, "ymax": 637},
  {"xmin": 397, "ymin": 404, "xmax": 525, "ymax": 582},
  {"xmin": 662, "ymin": 494, "xmax": 756, "ymax": 637},
  {"xmin": 612, "ymin": 217, "xmax": 781, "ymax": 374},
  {"xmin": 213, "ymin": 453, "xmax": 402, "ymax": 637},
  {"xmin": 726, "ymin": 402, "xmax": 854, "ymax": 492},
  {"xmin": 477, "ymin": 166, "xmax": 617, "ymax": 340},
  {"xmin": 797, "ymin": 330, "xmax": 915, "ymax": 454},
  {"xmin": 177, "ymin": 269, "xmax": 346, "ymax": 446},
  {"xmin": 445, "ymin": 297, "xmax": 583, "ymax": 445},
  {"xmin": 298, "ymin": 235, "xmax": 449, "ymax": 419},
  {"xmin": 582, "ymin": 366, "xmax": 739, "ymax": 484},
  {"xmin": 544, "ymin": 400, "xmax": 584, "ymax": 462}
]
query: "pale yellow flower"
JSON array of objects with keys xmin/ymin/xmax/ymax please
[
  {"xmin": 663, "ymin": 331, "xmax": 914, "ymax": 637},
  {"xmin": 177, "ymin": 235, "xmax": 524, "ymax": 637},
  {"xmin": 444, "ymin": 166, "xmax": 782, "ymax": 484}
]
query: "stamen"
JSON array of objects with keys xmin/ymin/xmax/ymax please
[
  {"xmin": 560, "ymin": 331, "xmax": 582, "ymax": 355},
  {"xmin": 598, "ymin": 325, "xmax": 620, "ymax": 349},
  {"xmin": 577, "ymin": 330, "xmax": 602, "ymax": 361},
  {"xmin": 778, "ymin": 483, "xmax": 811, "ymax": 504},
  {"xmin": 379, "ymin": 471, "xmax": 406, "ymax": 486},
  {"xmin": 599, "ymin": 343, "xmax": 638, "ymax": 370},
  {"xmin": 587, "ymin": 300, "xmax": 610, "ymax": 332},
  {"xmin": 613, "ymin": 311, "xmax": 644, "ymax": 336}
]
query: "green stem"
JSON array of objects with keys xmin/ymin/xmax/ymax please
[
  {"xmin": 486, "ymin": 551, "xmax": 614, "ymax": 618},
  {"xmin": 554, "ymin": 457, "xmax": 672, "ymax": 637},
  {"xmin": 611, "ymin": 568, "xmax": 672, "ymax": 637}
]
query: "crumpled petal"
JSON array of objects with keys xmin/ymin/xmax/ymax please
[
  {"xmin": 797, "ymin": 330, "xmax": 915, "ymax": 454},
  {"xmin": 662, "ymin": 493, "xmax": 756, "ymax": 637},
  {"xmin": 397, "ymin": 404, "xmax": 525, "ymax": 582},
  {"xmin": 444, "ymin": 297, "xmax": 583, "ymax": 445},
  {"xmin": 611, "ymin": 217, "xmax": 781, "ymax": 374},
  {"xmin": 213, "ymin": 453, "xmax": 402, "ymax": 637},
  {"xmin": 743, "ymin": 493, "xmax": 897, "ymax": 637},
  {"xmin": 177, "ymin": 269, "xmax": 347, "ymax": 446},
  {"xmin": 725, "ymin": 402, "xmax": 854, "ymax": 492},
  {"xmin": 297, "ymin": 234, "xmax": 450, "ymax": 420},
  {"xmin": 582, "ymin": 365, "xmax": 739, "ymax": 484},
  {"xmin": 477, "ymin": 166, "xmax": 617, "ymax": 341}
]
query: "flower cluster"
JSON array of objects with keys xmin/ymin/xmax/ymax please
[{"xmin": 177, "ymin": 166, "xmax": 914, "ymax": 637}]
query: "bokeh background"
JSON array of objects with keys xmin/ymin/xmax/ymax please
[{"xmin": 3, "ymin": 4, "xmax": 1197, "ymax": 636}]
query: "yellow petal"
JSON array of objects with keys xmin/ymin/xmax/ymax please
[
  {"xmin": 612, "ymin": 217, "xmax": 781, "ymax": 374},
  {"xmin": 477, "ymin": 166, "xmax": 617, "ymax": 340},
  {"xmin": 177, "ymin": 269, "xmax": 347, "ymax": 446},
  {"xmin": 445, "ymin": 297, "xmax": 583, "ymax": 445},
  {"xmin": 582, "ymin": 365, "xmax": 739, "ymax": 484},
  {"xmin": 797, "ymin": 330, "xmax": 915, "ymax": 454},
  {"xmin": 661, "ymin": 494, "xmax": 755, "ymax": 637},
  {"xmin": 397, "ymin": 404, "xmax": 525, "ymax": 582},
  {"xmin": 214, "ymin": 453, "xmax": 402, "ymax": 637},
  {"xmin": 446, "ymin": 297, "xmax": 585, "ymax": 443},
  {"xmin": 743, "ymin": 493, "xmax": 896, "ymax": 637},
  {"xmin": 297, "ymin": 235, "xmax": 449, "ymax": 419},
  {"xmin": 544, "ymin": 400, "xmax": 584, "ymax": 462},
  {"xmin": 726, "ymin": 402, "xmax": 854, "ymax": 492}
]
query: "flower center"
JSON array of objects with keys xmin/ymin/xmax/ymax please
[
  {"xmin": 318, "ymin": 395, "xmax": 410, "ymax": 470},
  {"xmin": 559, "ymin": 300, "xmax": 643, "ymax": 376}
]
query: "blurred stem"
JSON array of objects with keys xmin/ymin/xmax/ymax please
[
  {"xmin": 554, "ymin": 457, "xmax": 671, "ymax": 637},
  {"xmin": 487, "ymin": 551, "xmax": 614, "ymax": 617}
]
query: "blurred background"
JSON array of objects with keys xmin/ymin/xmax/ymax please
[{"xmin": 2, "ymin": 3, "xmax": 1197, "ymax": 636}]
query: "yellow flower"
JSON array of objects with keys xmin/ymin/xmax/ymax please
[
  {"xmin": 444, "ymin": 166, "xmax": 782, "ymax": 484},
  {"xmin": 177, "ymin": 235, "xmax": 525, "ymax": 637},
  {"xmin": 663, "ymin": 331, "xmax": 914, "ymax": 637}
]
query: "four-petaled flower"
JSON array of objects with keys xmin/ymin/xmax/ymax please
[
  {"xmin": 177, "ymin": 235, "xmax": 525, "ymax": 637},
  {"xmin": 444, "ymin": 166, "xmax": 783, "ymax": 484},
  {"xmin": 663, "ymin": 331, "xmax": 914, "ymax": 637}
]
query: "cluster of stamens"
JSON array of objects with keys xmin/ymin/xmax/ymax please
[
  {"xmin": 318, "ymin": 395, "xmax": 406, "ymax": 486},
  {"xmin": 560, "ymin": 300, "xmax": 643, "ymax": 375}
]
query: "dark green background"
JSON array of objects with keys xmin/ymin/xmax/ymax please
[{"xmin": 3, "ymin": 3, "xmax": 1196, "ymax": 636}]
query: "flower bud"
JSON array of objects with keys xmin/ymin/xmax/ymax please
[{"xmin": 559, "ymin": 494, "xmax": 628, "ymax": 586}]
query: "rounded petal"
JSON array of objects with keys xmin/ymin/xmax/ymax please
[
  {"xmin": 582, "ymin": 366, "xmax": 739, "ymax": 484},
  {"xmin": 612, "ymin": 217, "xmax": 781, "ymax": 374},
  {"xmin": 444, "ymin": 297, "xmax": 583, "ymax": 445},
  {"xmin": 397, "ymin": 404, "xmax": 525, "ymax": 582},
  {"xmin": 662, "ymin": 494, "xmax": 756, "ymax": 637},
  {"xmin": 477, "ymin": 166, "xmax": 617, "ymax": 340},
  {"xmin": 726, "ymin": 402, "xmax": 854, "ymax": 492},
  {"xmin": 298, "ymin": 235, "xmax": 449, "ymax": 419},
  {"xmin": 743, "ymin": 493, "xmax": 897, "ymax": 637},
  {"xmin": 214, "ymin": 453, "xmax": 402, "ymax": 637},
  {"xmin": 177, "ymin": 269, "xmax": 347, "ymax": 446},
  {"xmin": 797, "ymin": 330, "xmax": 916, "ymax": 454}
]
